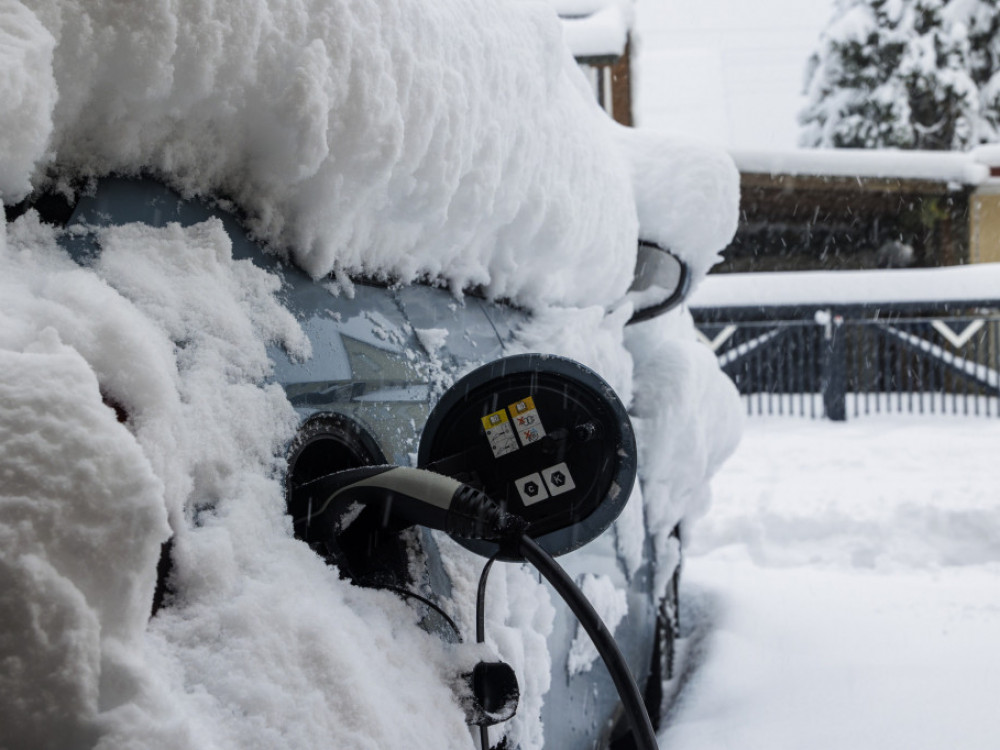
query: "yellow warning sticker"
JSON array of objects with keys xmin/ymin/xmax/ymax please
[
  {"xmin": 481, "ymin": 409, "xmax": 509, "ymax": 431},
  {"xmin": 482, "ymin": 409, "xmax": 518, "ymax": 458},
  {"xmin": 509, "ymin": 396, "xmax": 536, "ymax": 414},
  {"xmin": 508, "ymin": 396, "xmax": 546, "ymax": 447}
]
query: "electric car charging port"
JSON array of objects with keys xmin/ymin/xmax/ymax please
[
  {"xmin": 285, "ymin": 413, "xmax": 414, "ymax": 587},
  {"xmin": 285, "ymin": 413, "xmax": 387, "ymax": 490},
  {"xmin": 287, "ymin": 356, "xmax": 658, "ymax": 750}
]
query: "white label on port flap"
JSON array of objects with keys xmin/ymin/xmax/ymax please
[
  {"xmin": 508, "ymin": 396, "xmax": 546, "ymax": 447},
  {"xmin": 541, "ymin": 462, "xmax": 575, "ymax": 497},
  {"xmin": 482, "ymin": 409, "xmax": 518, "ymax": 458},
  {"xmin": 515, "ymin": 472, "xmax": 549, "ymax": 506}
]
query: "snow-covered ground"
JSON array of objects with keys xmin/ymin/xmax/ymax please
[{"xmin": 661, "ymin": 415, "xmax": 1000, "ymax": 750}]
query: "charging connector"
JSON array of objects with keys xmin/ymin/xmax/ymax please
[
  {"xmin": 296, "ymin": 464, "xmax": 656, "ymax": 750},
  {"xmin": 294, "ymin": 465, "xmax": 527, "ymax": 543}
]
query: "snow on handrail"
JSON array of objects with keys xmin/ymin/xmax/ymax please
[
  {"xmin": 690, "ymin": 265, "xmax": 1000, "ymax": 310},
  {"xmin": 730, "ymin": 148, "xmax": 990, "ymax": 185}
]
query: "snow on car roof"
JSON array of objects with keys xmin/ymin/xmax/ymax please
[{"xmin": 0, "ymin": 0, "xmax": 739, "ymax": 315}]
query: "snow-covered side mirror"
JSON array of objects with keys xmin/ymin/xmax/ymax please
[
  {"xmin": 418, "ymin": 354, "xmax": 636, "ymax": 561},
  {"xmin": 626, "ymin": 240, "xmax": 691, "ymax": 324}
]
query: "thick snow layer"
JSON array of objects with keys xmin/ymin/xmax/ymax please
[
  {"xmin": 690, "ymin": 264, "xmax": 1000, "ymax": 309},
  {"xmin": 2, "ymin": 0, "xmax": 639, "ymax": 309},
  {"xmin": 0, "ymin": 335, "xmax": 169, "ymax": 748},
  {"xmin": 731, "ymin": 147, "xmax": 990, "ymax": 185},
  {"xmin": 615, "ymin": 128, "xmax": 741, "ymax": 283},
  {"xmin": 560, "ymin": 5, "xmax": 629, "ymax": 59},
  {"xmin": 1, "ymin": 212, "xmax": 478, "ymax": 749},
  {"xmin": 971, "ymin": 143, "xmax": 1000, "ymax": 167},
  {"xmin": 626, "ymin": 311, "xmax": 743, "ymax": 597},
  {"xmin": 661, "ymin": 417, "xmax": 1000, "ymax": 750},
  {"xmin": 0, "ymin": 1, "xmax": 55, "ymax": 198},
  {"xmin": 0, "ymin": 0, "xmax": 739, "ymax": 312}
]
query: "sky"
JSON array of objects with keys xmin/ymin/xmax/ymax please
[{"xmin": 633, "ymin": 0, "xmax": 836, "ymax": 149}]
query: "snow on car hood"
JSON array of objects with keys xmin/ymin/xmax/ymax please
[{"xmin": 1, "ymin": 1, "xmax": 742, "ymax": 748}]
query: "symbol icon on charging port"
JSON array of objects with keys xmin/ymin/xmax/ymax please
[
  {"xmin": 515, "ymin": 472, "xmax": 549, "ymax": 506},
  {"xmin": 541, "ymin": 462, "xmax": 575, "ymax": 497}
]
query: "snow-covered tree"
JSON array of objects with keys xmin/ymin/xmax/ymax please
[
  {"xmin": 955, "ymin": 0, "xmax": 1000, "ymax": 140},
  {"xmin": 800, "ymin": 0, "xmax": 981, "ymax": 150}
]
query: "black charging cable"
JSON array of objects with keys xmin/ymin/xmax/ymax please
[
  {"xmin": 476, "ymin": 552, "xmax": 501, "ymax": 750},
  {"xmin": 476, "ymin": 538, "xmax": 657, "ymax": 750},
  {"xmin": 297, "ymin": 466, "xmax": 657, "ymax": 749},
  {"xmin": 517, "ymin": 535, "xmax": 659, "ymax": 750}
]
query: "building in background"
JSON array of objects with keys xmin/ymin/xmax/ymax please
[
  {"xmin": 717, "ymin": 149, "xmax": 1000, "ymax": 273},
  {"xmin": 554, "ymin": 1, "xmax": 634, "ymax": 125},
  {"xmin": 970, "ymin": 151, "xmax": 1000, "ymax": 264}
]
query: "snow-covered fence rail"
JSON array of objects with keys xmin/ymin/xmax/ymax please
[{"xmin": 691, "ymin": 288, "xmax": 1000, "ymax": 421}]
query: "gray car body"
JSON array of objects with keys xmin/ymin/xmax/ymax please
[{"xmin": 59, "ymin": 177, "xmax": 663, "ymax": 749}]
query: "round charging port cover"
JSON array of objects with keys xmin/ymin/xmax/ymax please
[{"xmin": 417, "ymin": 353, "xmax": 637, "ymax": 560}]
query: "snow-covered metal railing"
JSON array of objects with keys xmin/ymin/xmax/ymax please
[
  {"xmin": 879, "ymin": 324, "xmax": 1000, "ymax": 392},
  {"xmin": 715, "ymin": 329, "xmax": 782, "ymax": 369},
  {"xmin": 691, "ymin": 285, "xmax": 1000, "ymax": 420}
]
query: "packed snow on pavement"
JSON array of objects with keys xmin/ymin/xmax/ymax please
[{"xmin": 661, "ymin": 415, "xmax": 1000, "ymax": 750}]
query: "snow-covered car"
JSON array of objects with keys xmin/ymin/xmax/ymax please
[
  {"xmin": 2, "ymin": 3, "xmax": 743, "ymax": 748},
  {"xmin": 28, "ymin": 175, "xmax": 691, "ymax": 749},
  {"xmin": 3, "ymin": 162, "xmax": 739, "ymax": 750}
]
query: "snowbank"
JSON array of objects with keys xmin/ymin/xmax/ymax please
[{"xmin": 662, "ymin": 418, "xmax": 1000, "ymax": 750}]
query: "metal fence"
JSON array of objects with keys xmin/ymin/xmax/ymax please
[{"xmin": 692, "ymin": 303, "xmax": 1000, "ymax": 420}]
